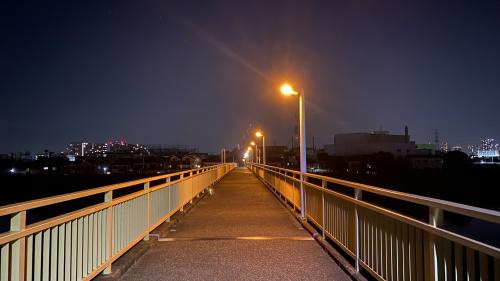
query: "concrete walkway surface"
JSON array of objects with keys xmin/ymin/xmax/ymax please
[{"xmin": 107, "ymin": 168, "xmax": 351, "ymax": 281}]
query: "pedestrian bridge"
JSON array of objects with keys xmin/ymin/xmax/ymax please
[{"xmin": 0, "ymin": 163, "xmax": 499, "ymax": 281}]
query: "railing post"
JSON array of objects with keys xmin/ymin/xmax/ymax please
[
  {"xmin": 166, "ymin": 176, "xmax": 171, "ymax": 222},
  {"xmin": 143, "ymin": 182, "xmax": 150, "ymax": 241},
  {"xmin": 321, "ymin": 180, "xmax": 326, "ymax": 239},
  {"xmin": 300, "ymin": 175, "xmax": 307, "ymax": 220},
  {"xmin": 190, "ymin": 171, "xmax": 194, "ymax": 204},
  {"xmin": 425, "ymin": 207, "xmax": 443, "ymax": 281},
  {"xmin": 10, "ymin": 211, "xmax": 26, "ymax": 281},
  {"xmin": 103, "ymin": 190, "xmax": 113, "ymax": 275},
  {"xmin": 354, "ymin": 188, "xmax": 362, "ymax": 272},
  {"xmin": 180, "ymin": 174, "xmax": 184, "ymax": 212}
]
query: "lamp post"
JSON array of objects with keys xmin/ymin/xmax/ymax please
[
  {"xmin": 250, "ymin": 142, "xmax": 256, "ymax": 163},
  {"xmin": 246, "ymin": 146, "xmax": 252, "ymax": 163},
  {"xmin": 280, "ymin": 83, "xmax": 306, "ymax": 219},
  {"xmin": 255, "ymin": 131, "xmax": 266, "ymax": 165}
]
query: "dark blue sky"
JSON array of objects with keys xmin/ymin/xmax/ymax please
[{"xmin": 1, "ymin": 0, "xmax": 499, "ymax": 153}]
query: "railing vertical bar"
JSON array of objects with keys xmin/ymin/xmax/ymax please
[
  {"xmin": 371, "ymin": 213, "xmax": 375, "ymax": 269},
  {"xmin": 0, "ymin": 242, "xmax": 9, "ymax": 281},
  {"xmin": 394, "ymin": 219, "xmax": 400, "ymax": 281},
  {"xmin": 466, "ymin": 248, "xmax": 475, "ymax": 281},
  {"xmin": 144, "ymin": 182, "xmax": 150, "ymax": 241},
  {"xmin": 397, "ymin": 221, "xmax": 404, "ymax": 281},
  {"xmin": 338, "ymin": 201, "xmax": 342, "ymax": 249},
  {"xmin": 385, "ymin": 218, "xmax": 393, "ymax": 280},
  {"xmin": 437, "ymin": 237, "xmax": 445, "ymax": 280},
  {"xmin": 381, "ymin": 216, "xmax": 387, "ymax": 279},
  {"xmin": 375, "ymin": 213, "xmax": 380, "ymax": 275},
  {"xmin": 27, "ymin": 235, "xmax": 33, "ymax": 281},
  {"xmin": 409, "ymin": 226, "xmax": 416, "ymax": 281},
  {"xmin": 360, "ymin": 212, "xmax": 365, "ymax": 263},
  {"xmin": 97, "ymin": 210, "xmax": 102, "ymax": 268},
  {"xmin": 101, "ymin": 208, "xmax": 106, "ymax": 265},
  {"xmin": 50, "ymin": 226, "xmax": 58, "ymax": 281},
  {"xmin": 343, "ymin": 202, "xmax": 347, "ymax": 248},
  {"xmin": 454, "ymin": 243, "xmax": 464, "ymax": 281},
  {"xmin": 102, "ymin": 209, "xmax": 107, "ymax": 265},
  {"xmin": 10, "ymin": 211, "xmax": 26, "ymax": 281},
  {"xmin": 92, "ymin": 213, "xmax": 97, "ymax": 271},
  {"xmin": 416, "ymin": 229, "xmax": 424, "ymax": 281},
  {"xmin": 402, "ymin": 223, "xmax": 409, "ymax": 280},
  {"xmin": 33, "ymin": 231, "xmax": 42, "ymax": 281},
  {"xmin": 322, "ymin": 180, "xmax": 326, "ymax": 239},
  {"xmin": 126, "ymin": 200, "xmax": 130, "ymax": 248},
  {"xmin": 354, "ymin": 188, "xmax": 361, "ymax": 272},
  {"xmin": 479, "ymin": 253, "xmax": 489, "ymax": 281},
  {"xmin": 104, "ymin": 191, "xmax": 113, "ymax": 275},
  {"xmin": 70, "ymin": 219, "xmax": 77, "ymax": 281},
  {"xmin": 444, "ymin": 239, "xmax": 452, "ymax": 280},
  {"xmin": 64, "ymin": 222, "xmax": 71, "ymax": 281},
  {"xmin": 114, "ymin": 205, "xmax": 119, "ymax": 255},
  {"xmin": 494, "ymin": 258, "xmax": 499, "ymax": 281},
  {"xmin": 76, "ymin": 217, "xmax": 83, "ymax": 280},
  {"xmin": 87, "ymin": 214, "xmax": 94, "ymax": 274},
  {"xmin": 82, "ymin": 215, "xmax": 88, "ymax": 277}
]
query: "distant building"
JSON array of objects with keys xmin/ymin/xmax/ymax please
[
  {"xmin": 325, "ymin": 126, "xmax": 419, "ymax": 157},
  {"xmin": 65, "ymin": 140, "xmax": 149, "ymax": 158},
  {"xmin": 477, "ymin": 150, "xmax": 499, "ymax": 158},
  {"xmin": 263, "ymin": 145, "xmax": 288, "ymax": 166},
  {"xmin": 66, "ymin": 142, "xmax": 89, "ymax": 156},
  {"xmin": 408, "ymin": 155, "xmax": 443, "ymax": 169},
  {"xmin": 147, "ymin": 145, "xmax": 198, "ymax": 156},
  {"xmin": 416, "ymin": 144, "xmax": 436, "ymax": 155},
  {"xmin": 467, "ymin": 138, "xmax": 499, "ymax": 158}
]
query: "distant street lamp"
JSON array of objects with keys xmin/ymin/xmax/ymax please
[
  {"xmin": 250, "ymin": 142, "xmax": 257, "ymax": 163},
  {"xmin": 255, "ymin": 131, "xmax": 266, "ymax": 165},
  {"xmin": 280, "ymin": 83, "xmax": 306, "ymax": 219}
]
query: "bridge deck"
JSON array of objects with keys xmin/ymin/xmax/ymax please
[{"xmin": 112, "ymin": 168, "xmax": 350, "ymax": 281}]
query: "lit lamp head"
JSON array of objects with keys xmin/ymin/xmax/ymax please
[
  {"xmin": 250, "ymin": 141, "xmax": 256, "ymax": 146},
  {"xmin": 255, "ymin": 131, "xmax": 263, "ymax": 138},
  {"xmin": 247, "ymin": 146, "xmax": 252, "ymax": 151},
  {"xmin": 280, "ymin": 83, "xmax": 298, "ymax": 96}
]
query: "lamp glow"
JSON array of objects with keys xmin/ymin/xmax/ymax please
[
  {"xmin": 280, "ymin": 83, "xmax": 298, "ymax": 96},
  {"xmin": 255, "ymin": 131, "xmax": 263, "ymax": 137}
]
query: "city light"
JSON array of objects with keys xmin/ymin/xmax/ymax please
[
  {"xmin": 250, "ymin": 141, "xmax": 255, "ymax": 146},
  {"xmin": 280, "ymin": 83, "xmax": 298, "ymax": 96},
  {"xmin": 255, "ymin": 131, "xmax": 263, "ymax": 137}
]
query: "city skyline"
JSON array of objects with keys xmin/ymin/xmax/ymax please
[{"xmin": 2, "ymin": 1, "xmax": 500, "ymax": 154}]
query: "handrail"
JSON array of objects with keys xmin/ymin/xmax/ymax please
[
  {"xmin": 250, "ymin": 163, "xmax": 500, "ymax": 224},
  {"xmin": 0, "ymin": 163, "xmax": 236, "ymax": 280},
  {"xmin": 0, "ymin": 165, "xmax": 219, "ymax": 216},
  {"xmin": 247, "ymin": 162, "xmax": 500, "ymax": 281}
]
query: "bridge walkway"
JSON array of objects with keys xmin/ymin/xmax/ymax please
[{"xmin": 114, "ymin": 168, "xmax": 351, "ymax": 281}]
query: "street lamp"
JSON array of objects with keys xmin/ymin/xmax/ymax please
[
  {"xmin": 255, "ymin": 131, "xmax": 266, "ymax": 165},
  {"xmin": 250, "ymin": 141, "xmax": 257, "ymax": 163},
  {"xmin": 280, "ymin": 83, "xmax": 306, "ymax": 219}
]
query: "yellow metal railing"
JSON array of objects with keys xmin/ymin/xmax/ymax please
[
  {"xmin": 248, "ymin": 163, "xmax": 500, "ymax": 281},
  {"xmin": 0, "ymin": 163, "xmax": 236, "ymax": 281}
]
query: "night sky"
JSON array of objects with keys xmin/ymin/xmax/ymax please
[{"xmin": 2, "ymin": 1, "xmax": 500, "ymax": 154}]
